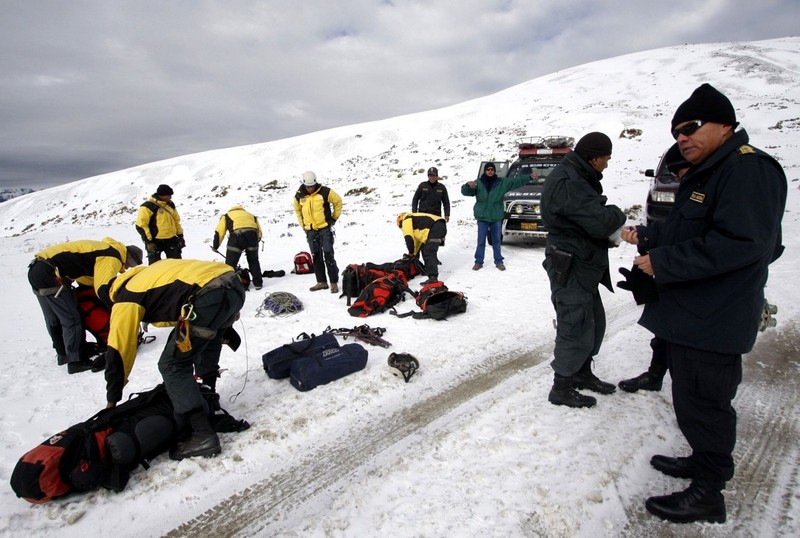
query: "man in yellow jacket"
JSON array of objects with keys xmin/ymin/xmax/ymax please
[
  {"xmin": 293, "ymin": 171, "xmax": 343, "ymax": 293},
  {"xmin": 103, "ymin": 259, "xmax": 246, "ymax": 460},
  {"xmin": 135, "ymin": 184, "xmax": 184, "ymax": 264},
  {"xmin": 396, "ymin": 212, "xmax": 447, "ymax": 284},
  {"xmin": 28, "ymin": 238, "xmax": 143, "ymax": 374},
  {"xmin": 212, "ymin": 205, "xmax": 263, "ymax": 289}
]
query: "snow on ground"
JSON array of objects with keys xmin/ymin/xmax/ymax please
[{"xmin": 1, "ymin": 37, "xmax": 799, "ymax": 537}]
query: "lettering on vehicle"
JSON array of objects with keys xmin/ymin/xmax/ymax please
[{"xmin": 690, "ymin": 192, "xmax": 706, "ymax": 204}]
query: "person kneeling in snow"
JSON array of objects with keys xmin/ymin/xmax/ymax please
[{"xmin": 103, "ymin": 259, "xmax": 245, "ymax": 460}]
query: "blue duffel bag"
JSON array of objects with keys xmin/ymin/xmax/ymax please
[
  {"xmin": 290, "ymin": 343, "xmax": 369, "ymax": 392},
  {"xmin": 262, "ymin": 332, "xmax": 340, "ymax": 379}
]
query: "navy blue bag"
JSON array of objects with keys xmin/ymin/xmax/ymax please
[
  {"xmin": 289, "ymin": 343, "xmax": 369, "ymax": 391},
  {"xmin": 262, "ymin": 332, "xmax": 340, "ymax": 380}
]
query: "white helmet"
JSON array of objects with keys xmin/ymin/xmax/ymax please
[{"xmin": 302, "ymin": 171, "xmax": 318, "ymax": 187}]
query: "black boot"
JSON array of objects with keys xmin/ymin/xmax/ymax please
[
  {"xmin": 650, "ymin": 454, "xmax": 695, "ymax": 479},
  {"xmin": 169, "ymin": 408, "xmax": 221, "ymax": 460},
  {"xmin": 67, "ymin": 359, "xmax": 94, "ymax": 374},
  {"xmin": 645, "ymin": 481, "xmax": 726, "ymax": 524},
  {"xmin": 548, "ymin": 373, "xmax": 596, "ymax": 408},
  {"xmin": 572, "ymin": 358, "xmax": 616, "ymax": 394},
  {"xmin": 618, "ymin": 371, "xmax": 663, "ymax": 392}
]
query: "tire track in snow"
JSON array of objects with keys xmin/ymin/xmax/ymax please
[{"xmin": 164, "ymin": 344, "xmax": 551, "ymax": 537}]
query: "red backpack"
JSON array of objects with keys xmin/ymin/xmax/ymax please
[
  {"xmin": 347, "ymin": 275, "xmax": 408, "ymax": 317},
  {"xmin": 292, "ymin": 251, "xmax": 314, "ymax": 274}
]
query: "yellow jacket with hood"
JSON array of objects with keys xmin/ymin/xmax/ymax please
[
  {"xmin": 135, "ymin": 195, "xmax": 183, "ymax": 241},
  {"xmin": 34, "ymin": 237, "xmax": 130, "ymax": 307},
  {"xmin": 293, "ymin": 184, "xmax": 342, "ymax": 231},
  {"xmin": 213, "ymin": 206, "xmax": 262, "ymax": 249},
  {"xmin": 104, "ymin": 259, "xmax": 234, "ymax": 404}
]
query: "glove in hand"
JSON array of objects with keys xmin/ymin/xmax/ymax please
[{"xmin": 617, "ymin": 266, "xmax": 658, "ymax": 305}]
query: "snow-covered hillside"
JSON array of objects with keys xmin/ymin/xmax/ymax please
[{"xmin": 1, "ymin": 37, "xmax": 798, "ymax": 537}]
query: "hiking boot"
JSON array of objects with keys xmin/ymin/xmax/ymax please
[
  {"xmin": 472, "ymin": 263, "xmax": 482, "ymax": 271},
  {"xmin": 619, "ymin": 371, "xmax": 663, "ymax": 393},
  {"xmin": 645, "ymin": 482, "xmax": 726, "ymax": 524},
  {"xmin": 548, "ymin": 373, "xmax": 596, "ymax": 408},
  {"xmin": 420, "ymin": 277, "xmax": 439, "ymax": 285},
  {"xmin": 650, "ymin": 454, "xmax": 696, "ymax": 479},
  {"xmin": 572, "ymin": 359, "xmax": 616, "ymax": 394},
  {"xmin": 330, "ymin": 283, "xmax": 339, "ymax": 294},
  {"xmin": 254, "ymin": 285, "xmax": 263, "ymax": 290},
  {"xmin": 309, "ymin": 282, "xmax": 329, "ymax": 291},
  {"xmin": 169, "ymin": 409, "xmax": 221, "ymax": 460},
  {"xmin": 67, "ymin": 359, "xmax": 94, "ymax": 374},
  {"xmin": 57, "ymin": 354, "xmax": 68, "ymax": 366},
  {"xmin": 496, "ymin": 263, "xmax": 506, "ymax": 271},
  {"xmin": 169, "ymin": 432, "xmax": 221, "ymax": 460}
]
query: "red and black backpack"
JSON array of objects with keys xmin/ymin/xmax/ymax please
[
  {"xmin": 292, "ymin": 251, "xmax": 314, "ymax": 274},
  {"xmin": 392, "ymin": 281, "xmax": 468, "ymax": 320},
  {"xmin": 347, "ymin": 275, "xmax": 408, "ymax": 317}
]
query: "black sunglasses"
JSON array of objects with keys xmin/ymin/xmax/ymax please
[
  {"xmin": 485, "ymin": 167, "xmax": 496, "ymax": 172},
  {"xmin": 672, "ymin": 120, "xmax": 706, "ymax": 140}
]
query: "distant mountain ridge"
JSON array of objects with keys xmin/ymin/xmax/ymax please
[{"xmin": 0, "ymin": 187, "xmax": 34, "ymax": 203}]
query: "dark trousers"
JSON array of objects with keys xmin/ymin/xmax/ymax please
[
  {"xmin": 224, "ymin": 230, "xmax": 263, "ymax": 287},
  {"xmin": 545, "ymin": 261, "xmax": 606, "ymax": 377},
  {"xmin": 666, "ymin": 342, "xmax": 742, "ymax": 488},
  {"xmin": 147, "ymin": 237, "xmax": 182, "ymax": 265},
  {"xmin": 420, "ymin": 221, "xmax": 447, "ymax": 279},
  {"xmin": 647, "ymin": 336, "xmax": 669, "ymax": 377},
  {"xmin": 306, "ymin": 227, "xmax": 339, "ymax": 284},
  {"xmin": 158, "ymin": 281, "xmax": 246, "ymax": 416},
  {"xmin": 28, "ymin": 260, "xmax": 85, "ymax": 363}
]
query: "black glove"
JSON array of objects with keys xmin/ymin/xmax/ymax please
[
  {"xmin": 145, "ymin": 241, "xmax": 157, "ymax": 254},
  {"xmin": 617, "ymin": 266, "xmax": 658, "ymax": 305},
  {"xmin": 177, "ymin": 235, "xmax": 186, "ymax": 249}
]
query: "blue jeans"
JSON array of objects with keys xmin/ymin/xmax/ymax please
[{"xmin": 474, "ymin": 220, "xmax": 503, "ymax": 265}]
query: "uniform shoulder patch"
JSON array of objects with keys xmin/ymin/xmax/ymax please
[{"xmin": 738, "ymin": 145, "xmax": 756, "ymax": 155}]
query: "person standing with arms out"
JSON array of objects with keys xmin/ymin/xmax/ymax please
[
  {"xmin": 396, "ymin": 212, "xmax": 447, "ymax": 284},
  {"xmin": 461, "ymin": 162, "xmax": 528, "ymax": 271},
  {"xmin": 135, "ymin": 184, "xmax": 184, "ymax": 265},
  {"xmin": 212, "ymin": 205, "xmax": 264, "ymax": 290},
  {"xmin": 622, "ymin": 84, "xmax": 786, "ymax": 524},
  {"xmin": 103, "ymin": 259, "xmax": 246, "ymax": 460},
  {"xmin": 617, "ymin": 143, "xmax": 691, "ymax": 393},
  {"xmin": 412, "ymin": 166, "xmax": 450, "ymax": 222},
  {"xmin": 28, "ymin": 238, "xmax": 143, "ymax": 374},
  {"xmin": 293, "ymin": 171, "xmax": 342, "ymax": 293},
  {"xmin": 540, "ymin": 132, "xmax": 626, "ymax": 408}
]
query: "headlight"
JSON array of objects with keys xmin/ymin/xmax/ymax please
[
  {"xmin": 514, "ymin": 205, "xmax": 524, "ymax": 214},
  {"xmin": 651, "ymin": 191, "xmax": 675, "ymax": 203}
]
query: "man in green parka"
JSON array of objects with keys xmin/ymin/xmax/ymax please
[{"xmin": 461, "ymin": 163, "xmax": 529, "ymax": 270}]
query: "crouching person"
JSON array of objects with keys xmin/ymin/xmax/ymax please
[{"xmin": 103, "ymin": 259, "xmax": 246, "ymax": 460}]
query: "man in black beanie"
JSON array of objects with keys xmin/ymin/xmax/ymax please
[
  {"xmin": 540, "ymin": 132, "xmax": 626, "ymax": 408},
  {"xmin": 622, "ymin": 84, "xmax": 787, "ymax": 524}
]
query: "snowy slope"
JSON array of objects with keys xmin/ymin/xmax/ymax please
[{"xmin": 1, "ymin": 37, "xmax": 799, "ymax": 537}]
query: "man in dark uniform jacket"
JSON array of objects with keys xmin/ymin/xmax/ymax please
[
  {"xmin": 412, "ymin": 167, "xmax": 450, "ymax": 221},
  {"xmin": 540, "ymin": 132, "xmax": 626, "ymax": 409},
  {"xmin": 622, "ymin": 84, "xmax": 787, "ymax": 524}
]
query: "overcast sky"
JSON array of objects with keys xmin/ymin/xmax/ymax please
[{"xmin": 1, "ymin": 0, "xmax": 797, "ymax": 189}]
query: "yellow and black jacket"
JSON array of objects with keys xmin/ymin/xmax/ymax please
[
  {"xmin": 34, "ymin": 237, "xmax": 129, "ymax": 306},
  {"xmin": 399, "ymin": 213, "xmax": 446, "ymax": 256},
  {"xmin": 293, "ymin": 185, "xmax": 342, "ymax": 230},
  {"xmin": 212, "ymin": 206, "xmax": 262, "ymax": 250},
  {"xmin": 104, "ymin": 259, "xmax": 234, "ymax": 404},
  {"xmin": 135, "ymin": 195, "xmax": 183, "ymax": 241}
]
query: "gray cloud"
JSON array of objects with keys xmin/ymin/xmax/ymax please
[{"xmin": 1, "ymin": 0, "xmax": 797, "ymax": 188}]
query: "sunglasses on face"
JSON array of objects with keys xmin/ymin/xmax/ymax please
[
  {"xmin": 672, "ymin": 120, "xmax": 706, "ymax": 140},
  {"xmin": 485, "ymin": 168, "xmax": 495, "ymax": 172}
]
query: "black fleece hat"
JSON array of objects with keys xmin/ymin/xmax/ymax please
[
  {"xmin": 574, "ymin": 132, "xmax": 612, "ymax": 159},
  {"xmin": 671, "ymin": 83, "xmax": 737, "ymax": 130},
  {"xmin": 156, "ymin": 184, "xmax": 174, "ymax": 196},
  {"xmin": 427, "ymin": 167, "xmax": 438, "ymax": 176}
]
